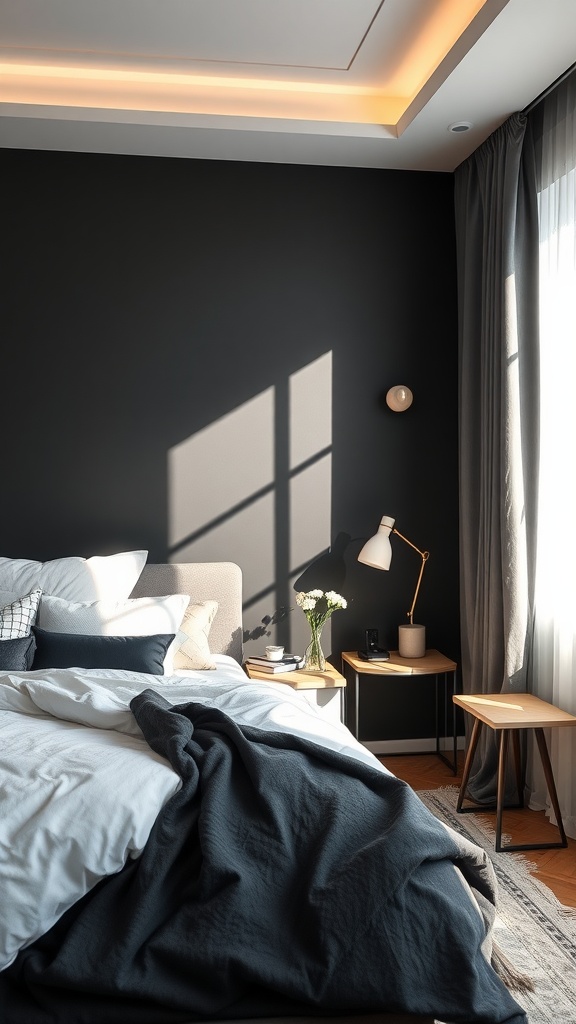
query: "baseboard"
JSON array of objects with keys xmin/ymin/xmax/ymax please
[{"xmin": 363, "ymin": 736, "xmax": 466, "ymax": 756}]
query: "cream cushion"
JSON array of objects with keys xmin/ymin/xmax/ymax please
[{"xmin": 173, "ymin": 601, "xmax": 218, "ymax": 671}]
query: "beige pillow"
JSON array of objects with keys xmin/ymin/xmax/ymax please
[{"xmin": 173, "ymin": 600, "xmax": 218, "ymax": 671}]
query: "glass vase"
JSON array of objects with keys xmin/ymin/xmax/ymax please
[{"xmin": 304, "ymin": 624, "xmax": 326, "ymax": 672}]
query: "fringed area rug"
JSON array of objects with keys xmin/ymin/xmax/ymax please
[{"xmin": 417, "ymin": 786, "xmax": 576, "ymax": 1024}]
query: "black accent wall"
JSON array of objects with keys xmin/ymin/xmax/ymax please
[{"xmin": 2, "ymin": 148, "xmax": 458, "ymax": 741}]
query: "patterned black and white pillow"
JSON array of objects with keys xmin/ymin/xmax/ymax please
[{"xmin": 0, "ymin": 588, "xmax": 42, "ymax": 639}]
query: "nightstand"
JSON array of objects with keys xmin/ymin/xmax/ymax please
[
  {"xmin": 341, "ymin": 649, "xmax": 458, "ymax": 772},
  {"xmin": 244, "ymin": 661, "xmax": 346, "ymax": 725}
]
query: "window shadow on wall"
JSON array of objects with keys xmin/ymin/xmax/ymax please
[{"xmin": 168, "ymin": 352, "xmax": 340, "ymax": 659}]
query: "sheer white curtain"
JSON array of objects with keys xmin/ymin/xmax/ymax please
[{"xmin": 528, "ymin": 74, "xmax": 576, "ymax": 838}]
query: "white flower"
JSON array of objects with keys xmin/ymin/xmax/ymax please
[{"xmin": 295, "ymin": 589, "xmax": 348, "ymax": 630}]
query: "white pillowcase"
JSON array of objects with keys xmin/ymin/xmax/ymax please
[
  {"xmin": 37, "ymin": 592, "xmax": 191, "ymax": 674},
  {"xmin": 0, "ymin": 551, "xmax": 148, "ymax": 602}
]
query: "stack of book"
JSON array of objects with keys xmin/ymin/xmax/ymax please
[{"xmin": 245, "ymin": 654, "xmax": 304, "ymax": 674}]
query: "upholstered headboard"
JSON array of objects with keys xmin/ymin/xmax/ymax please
[{"xmin": 131, "ymin": 562, "xmax": 243, "ymax": 664}]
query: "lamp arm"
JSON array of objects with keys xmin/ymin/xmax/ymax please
[{"xmin": 392, "ymin": 528, "xmax": 430, "ymax": 625}]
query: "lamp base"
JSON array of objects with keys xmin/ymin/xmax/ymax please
[{"xmin": 398, "ymin": 624, "xmax": 426, "ymax": 658}]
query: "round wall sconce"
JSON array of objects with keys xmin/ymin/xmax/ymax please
[{"xmin": 386, "ymin": 385, "xmax": 413, "ymax": 412}]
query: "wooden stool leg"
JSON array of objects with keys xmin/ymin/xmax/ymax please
[
  {"xmin": 534, "ymin": 727, "xmax": 568, "ymax": 847},
  {"xmin": 495, "ymin": 730, "xmax": 510, "ymax": 853},
  {"xmin": 457, "ymin": 717, "xmax": 481, "ymax": 811},
  {"xmin": 492, "ymin": 728, "xmax": 568, "ymax": 852}
]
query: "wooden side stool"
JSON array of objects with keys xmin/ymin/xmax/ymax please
[{"xmin": 453, "ymin": 692, "xmax": 576, "ymax": 853}]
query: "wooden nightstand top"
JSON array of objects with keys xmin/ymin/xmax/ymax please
[
  {"xmin": 342, "ymin": 649, "xmax": 457, "ymax": 676},
  {"xmin": 244, "ymin": 661, "xmax": 346, "ymax": 690}
]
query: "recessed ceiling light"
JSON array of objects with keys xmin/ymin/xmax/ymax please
[{"xmin": 448, "ymin": 121, "xmax": 473, "ymax": 133}]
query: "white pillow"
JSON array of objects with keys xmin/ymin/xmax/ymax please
[
  {"xmin": 37, "ymin": 592, "xmax": 190, "ymax": 674},
  {"xmin": 173, "ymin": 601, "xmax": 218, "ymax": 671},
  {"xmin": 0, "ymin": 589, "xmax": 42, "ymax": 639},
  {"xmin": 0, "ymin": 551, "xmax": 148, "ymax": 602}
]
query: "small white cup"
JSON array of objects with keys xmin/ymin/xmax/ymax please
[{"xmin": 265, "ymin": 645, "xmax": 284, "ymax": 661}]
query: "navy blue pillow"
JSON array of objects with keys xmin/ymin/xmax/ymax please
[
  {"xmin": 31, "ymin": 627, "xmax": 174, "ymax": 674},
  {"xmin": 0, "ymin": 634, "xmax": 36, "ymax": 671}
]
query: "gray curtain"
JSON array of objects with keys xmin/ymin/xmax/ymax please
[{"xmin": 454, "ymin": 112, "xmax": 540, "ymax": 802}]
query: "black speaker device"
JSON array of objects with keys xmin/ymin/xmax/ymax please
[{"xmin": 358, "ymin": 628, "xmax": 390, "ymax": 661}]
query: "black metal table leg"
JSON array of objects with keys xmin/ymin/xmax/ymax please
[{"xmin": 435, "ymin": 670, "xmax": 458, "ymax": 774}]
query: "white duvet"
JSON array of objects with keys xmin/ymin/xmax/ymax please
[{"xmin": 0, "ymin": 658, "xmax": 388, "ymax": 972}]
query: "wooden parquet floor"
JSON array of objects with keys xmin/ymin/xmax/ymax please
[{"xmin": 379, "ymin": 752, "xmax": 576, "ymax": 909}]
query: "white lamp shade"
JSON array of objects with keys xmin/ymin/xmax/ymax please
[{"xmin": 357, "ymin": 515, "xmax": 395, "ymax": 570}]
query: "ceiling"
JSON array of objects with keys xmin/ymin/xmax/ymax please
[{"xmin": 1, "ymin": 0, "xmax": 575, "ymax": 172}]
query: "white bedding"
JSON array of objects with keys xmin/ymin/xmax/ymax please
[{"xmin": 0, "ymin": 657, "xmax": 388, "ymax": 972}]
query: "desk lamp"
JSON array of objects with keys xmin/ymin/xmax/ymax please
[{"xmin": 358, "ymin": 515, "xmax": 429, "ymax": 658}]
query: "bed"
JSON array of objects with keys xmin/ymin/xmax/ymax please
[{"xmin": 0, "ymin": 557, "xmax": 528, "ymax": 1024}]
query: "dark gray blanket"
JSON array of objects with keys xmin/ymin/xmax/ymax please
[{"xmin": 0, "ymin": 690, "xmax": 526, "ymax": 1024}]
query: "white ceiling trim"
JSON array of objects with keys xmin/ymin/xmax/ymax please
[
  {"xmin": 0, "ymin": 1, "xmax": 506, "ymax": 144},
  {"xmin": 1, "ymin": 0, "xmax": 576, "ymax": 172}
]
